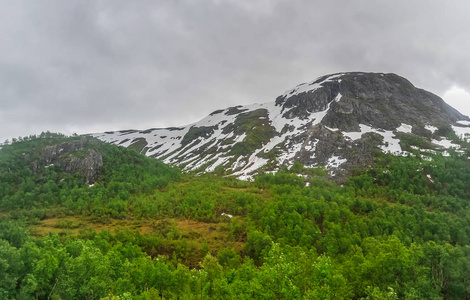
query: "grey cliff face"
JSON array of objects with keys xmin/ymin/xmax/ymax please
[
  {"xmin": 276, "ymin": 85, "xmax": 338, "ymax": 120},
  {"xmin": 277, "ymin": 72, "xmax": 468, "ymax": 130},
  {"xmin": 41, "ymin": 139, "xmax": 103, "ymax": 183}
]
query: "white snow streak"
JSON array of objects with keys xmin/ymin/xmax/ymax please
[
  {"xmin": 432, "ymin": 138, "xmax": 459, "ymax": 149},
  {"xmin": 396, "ymin": 123, "xmax": 412, "ymax": 134},
  {"xmin": 425, "ymin": 125, "xmax": 438, "ymax": 133},
  {"xmin": 327, "ymin": 156, "xmax": 347, "ymax": 168},
  {"xmin": 334, "ymin": 93, "xmax": 342, "ymax": 102},
  {"xmin": 343, "ymin": 124, "xmax": 404, "ymax": 154},
  {"xmin": 279, "ymin": 74, "xmax": 345, "ymax": 99}
]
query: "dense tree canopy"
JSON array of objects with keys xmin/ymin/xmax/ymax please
[{"xmin": 0, "ymin": 133, "xmax": 469, "ymax": 299}]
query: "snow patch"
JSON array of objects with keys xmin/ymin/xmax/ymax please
[
  {"xmin": 263, "ymin": 134, "xmax": 286, "ymax": 153},
  {"xmin": 396, "ymin": 123, "xmax": 412, "ymax": 134},
  {"xmin": 452, "ymin": 125, "xmax": 470, "ymax": 140},
  {"xmin": 327, "ymin": 156, "xmax": 347, "ymax": 168},
  {"xmin": 205, "ymin": 156, "xmax": 230, "ymax": 172},
  {"xmin": 234, "ymin": 133, "xmax": 247, "ymax": 143},
  {"xmin": 343, "ymin": 124, "xmax": 403, "ymax": 154},
  {"xmin": 425, "ymin": 125, "xmax": 438, "ymax": 133},
  {"xmin": 259, "ymin": 101, "xmax": 284, "ymax": 132},
  {"xmin": 334, "ymin": 93, "xmax": 342, "ymax": 102},
  {"xmin": 432, "ymin": 138, "xmax": 459, "ymax": 149},
  {"xmin": 304, "ymin": 139, "xmax": 319, "ymax": 152},
  {"xmin": 279, "ymin": 74, "xmax": 345, "ymax": 100}
]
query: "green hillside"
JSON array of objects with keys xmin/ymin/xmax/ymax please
[{"xmin": 0, "ymin": 133, "xmax": 469, "ymax": 299}]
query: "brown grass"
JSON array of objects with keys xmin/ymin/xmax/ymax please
[{"xmin": 31, "ymin": 215, "xmax": 245, "ymax": 253}]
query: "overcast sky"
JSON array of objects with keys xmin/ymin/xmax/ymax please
[{"xmin": 1, "ymin": 0, "xmax": 470, "ymax": 142}]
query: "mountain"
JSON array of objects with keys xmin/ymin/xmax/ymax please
[
  {"xmin": 2, "ymin": 100, "xmax": 470, "ymax": 299},
  {"xmin": 91, "ymin": 72, "xmax": 470, "ymax": 179}
]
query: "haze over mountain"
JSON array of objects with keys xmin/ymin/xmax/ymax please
[{"xmin": 92, "ymin": 72, "xmax": 470, "ymax": 180}]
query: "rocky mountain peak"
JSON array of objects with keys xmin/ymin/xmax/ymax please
[{"xmin": 276, "ymin": 72, "xmax": 467, "ymax": 131}]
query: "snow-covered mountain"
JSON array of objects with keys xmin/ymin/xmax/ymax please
[{"xmin": 91, "ymin": 72, "xmax": 470, "ymax": 180}]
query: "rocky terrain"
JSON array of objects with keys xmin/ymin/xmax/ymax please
[
  {"xmin": 36, "ymin": 138, "xmax": 103, "ymax": 183},
  {"xmin": 91, "ymin": 72, "xmax": 470, "ymax": 180}
]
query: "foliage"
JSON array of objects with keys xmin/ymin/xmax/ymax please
[
  {"xmin": 127, "ymin": 138, "xmax": 148, "ymax": 153},
  {"xmin": 227, "ymin": 109, "xmax": 277, "ymax": 156},
  {"xmin": 0, "ymin": 132, "xmax": 469, "ymax": 299},
  {"xmin": 0, "ymin": 133, "xmax": 181, "ymax": 218},
  {"xmin": 181, "ymin": 125, "xmax": 218, "ymax": 147}
]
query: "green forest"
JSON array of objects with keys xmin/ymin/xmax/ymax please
[{"xmin": 0, "ymin": 132, "xmax": 469, "ymax": 299}]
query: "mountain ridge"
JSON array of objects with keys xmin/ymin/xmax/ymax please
[{"xmin": 91, "ymin": 72, "xmax": 470, "ymax": 179}]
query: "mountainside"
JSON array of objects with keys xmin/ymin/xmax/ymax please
[
  {"xmin": 92, "ymin": 72, "xmax": 470, "ymax": 179},
  {"xmin": 2, "ymin": 128, "xmax": 470, "ymax": 299}
]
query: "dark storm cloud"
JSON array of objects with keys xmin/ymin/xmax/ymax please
[{"xmin": 1, "ymin": 0, "xmax": 469, "ymax": 142}]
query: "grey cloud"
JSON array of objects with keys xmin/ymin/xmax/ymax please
[{"xmin": 1, "ymin": 0, "xmax": 470, "ymax": 142}]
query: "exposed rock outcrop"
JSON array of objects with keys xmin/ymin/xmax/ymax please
[
  {"xmin": 275, "ymin": 72, "xmax": 467, "ymax": 130},
  {"xmin": 41, "ymin": 139, "xmax": 103, "ymax": 183}
]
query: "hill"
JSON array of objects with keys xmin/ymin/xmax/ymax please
[
  {"xmin": 92, "ymin": 72, "xmax": 470, "ymax": 181},
  {"xmin": 0, "ymin": 132, "xmax": 470, "ymax": 298}
]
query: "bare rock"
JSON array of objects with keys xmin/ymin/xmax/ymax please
[{"xmin": 41, "ymin": 139, "xmax": 103, "ymax": 183}]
